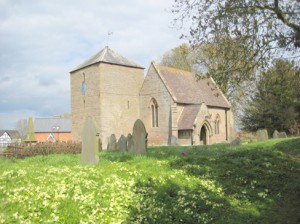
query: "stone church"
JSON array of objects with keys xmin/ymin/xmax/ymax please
[{"xmin": 70, "ymin": 46, "xmax": 234, "ymax": 147}]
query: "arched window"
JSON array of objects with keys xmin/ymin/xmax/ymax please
[
  {"xmin": 150, "ymin": 98, "xmax": 158, "ymax": 127},
  {"xmin": 214, "ymin": 114, "xmax": 221, "ymax": 135}
]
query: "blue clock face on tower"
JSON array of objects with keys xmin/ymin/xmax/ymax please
[{"xmin": 81, "ymin": 82, "xmax": 87, "ymax": 94}]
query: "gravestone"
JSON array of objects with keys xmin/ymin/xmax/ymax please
[
  {"xmin": 272, "ymin": 130, "xmax": 279, "ymax": 138},
  {"xmin": 278, "ymin": 132, "xmax": 287, "ymax": 138},
  {"xmin": 132, "ymin": 119, "xmax": 147, "ymax": 154},
  {"xmin": 170, "ymin": 135, "xmax": 178, "ymax": 146},
  {"xmin": 81, "ymin": 116, "xmax": 99, "ymax": 164},
  {"xmin": 256, "ymin": 129, "xmax": 269, "ymax": 141},
  {"xmin": 127, "ymin": 133, "xmax": 134, "ymax": 151},
  {"xmin": 230, "ymin": 137, "xmax": 241, "ymax": 146},
  {"xmin": 107, "ymin": 134, "xmax": 117, "ymax": 150},
  {"xmin": 117, "ymin": 135, "xmax": 127, "ymax": 152},
  {"xmin": 98, "ymin": 138, "xmax": 103, "ymax": 151}
]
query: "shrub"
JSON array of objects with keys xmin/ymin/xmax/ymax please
[{"xmin": 3, "ymin": 142, "xmax": 81, "ymax": 159}]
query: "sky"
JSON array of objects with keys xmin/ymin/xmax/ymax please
[{"xmin": 0, "ymin": 0, "xmax": 184, "ymax": 129}]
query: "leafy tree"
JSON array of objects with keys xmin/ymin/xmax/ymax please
[
  {"xmin": 171, "ymin": 0, "xmax": 300, "ymax": 74},
  {"xmin": 241, "ymin": 59, "xmax": 300, "ymax": 134},
  {"xmin": 15, "ymin": 119, "xmax": 28, "ymax": 139},
  {"xmin": 160, "ymin": 43, "xmax": 195, "ymax": 71},
  {"xmin": 194, "ymin": 37, "xmax": 256, "ymax": 101}
]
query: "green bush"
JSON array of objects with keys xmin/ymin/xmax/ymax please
[{"xmin": 4, "ymin": 142, "xmax": 81, "ymax": 158}]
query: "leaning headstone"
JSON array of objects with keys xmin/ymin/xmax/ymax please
[
  {"xmin": 117, "ymin": 135, "xmax": 127, "ymax": 152},
  {"xmin": 256, "ymin": 129, "xmax": 269, "ymax": 141},
  {"xmin": 230, "ymin": 137, "xmax": 241, "ymax": 146},
  {"xmin": 127, "ymin": 133, "xmax": 134, "ymax": 151},
  {"xmin": 132, "ymin": 119, "xmax": 147, "ymax": 154},
  {"xmin": 107, "ymin": 134, "xmax": 117, "ymax": 150},
  {"xmin": 81, "ymin": 116, "xmax": 99, "ymax": 165},
  {"xmin": 272, "ymin": 130, "xmax": 279, "ymax": 139},
  {"xmin": 278, "ymin": 132, "xmax": 287, "ymax": 138}
]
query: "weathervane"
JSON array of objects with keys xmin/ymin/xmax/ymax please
[{"xmin": 107, "ymin": 32, "xmax": 113, "ymax": 46}]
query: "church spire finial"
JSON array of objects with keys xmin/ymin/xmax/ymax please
[{"xmin": 106, "ymin": 32, "xmax": 113, "ymax": 47}]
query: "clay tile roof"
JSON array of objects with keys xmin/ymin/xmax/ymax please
[
  {"xmin": 34, "ymin": 118, "xmax": 71, "ymax": 133},
  {"xmin": 178, "ymin": 105, "xmax": 201, "ymax": 130},
  {"xmin": 71, "ymin": 46, "xmax": 144, "ymax": 72},
  {"xmin": 155, "ymin": 64, "xmax": 231, "ymax": 108}
]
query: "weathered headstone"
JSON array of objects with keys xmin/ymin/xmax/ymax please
[
  {"xmin": 107, "ymin": 134, "xmax": 117, "ymax": 150},
  {"xmin": 230, "ymin": 137, "xmax": 241, "ymax": 146},
  {"xmin": 272, "ymin": 130, "xmax": 279, "ymax": 138},
  {"xmin": 127, "ymin": 133, "xmax": 134, "ymax": 151},
  {"xmin": 117, "ymin": 135, "xmax": 127, "ymax": 152},
  {"xmin": 278, "ymin": 132, "xmax": 287, "ymax": 138},
  {"xmin": 98, "ymin": 138, "xmax": 103, "ymax": 151},
  {"xmin": 132, "ymin": 119, "xmax": 147, "ymax": 154},
  {"xmin": 170, "ymin": 135, "xmax": 178, "ymax": 146},
  {"xmin": 81, "ymin": 116, "xmax": 99, "ymax": 164},
  {"xmin": 256, "ymin": 129, "xmax": 269, "ymax": 141}
]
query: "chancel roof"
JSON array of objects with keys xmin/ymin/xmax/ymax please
[
  {"xmin": 71, "ymin": 46, "xmax": 144, "ymax": 72},
  {"xmin": 154, "ymin": 64, "xmax": 231, "ymax": 108},
  {"xmin": 34, "ymin": 118, "xmax": 71, "ymax": 133}
]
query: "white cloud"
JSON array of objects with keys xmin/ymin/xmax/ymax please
[{"xmin": 0, "ymin": 0, "xmax": 184, "ymax": 129}]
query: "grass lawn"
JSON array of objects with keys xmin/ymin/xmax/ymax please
[{"xmin": 0, "ymin": 138, "xmax": 299, "ymax": 223}]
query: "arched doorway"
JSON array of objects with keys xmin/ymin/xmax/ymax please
[{"xmin": 200, "ymin": 125, "xmax": 207, "ymax": 145}]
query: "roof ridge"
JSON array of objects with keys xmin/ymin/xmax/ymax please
[
  {"xmin": 71, "ymin": 46, "xmax": 144, "ymax": 72},
  {"xmin": 209, "ymin": 77, "xmax": 231, "ymax": 107},
  {"xmin": 156, "ymin": 64, "xmax": 194, "ymax": 76},
  {"xmin": 152, "ymin": 62, "xmax": 178, "ymax": 102}
]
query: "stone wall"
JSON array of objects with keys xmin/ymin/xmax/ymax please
[
  {"xmin": 178, "ymin": 130, "xmax": 192, "ymax": 146},
  {"xmin": 191, "ymin": 105, "xmax": 231, "ymax": 145},
  {"xmin": 70, "ymin": 64, "xmax": 101, "ymax": 142},
  {"xmin": 208, "ymin": 107, "xmax": 231, "ymax": 144},
  {"xmin": 71, "ymin": 61, "xmax": 234, "ymax": 147},
  {"xmin": 139, "ymin": 64, "xmax": 173, "ymax": 146},
  {"xmin": 71, "ymin": 63, "xmax": 144, "ymax": 147},
  {"xmin": 98, "ymin": 64, "xmax": 144, "ymax": 147}
]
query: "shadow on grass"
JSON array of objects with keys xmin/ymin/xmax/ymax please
[
  {"xmin": 100, "ymin": 144, "xmax": 231, "ymax": 165},
  {"xmin": 101, "ymin": 151, "xmax": 136, "ymax": 162},
  {"xmin": 127, "ymin": 177, "xmax": 263, "ymax": 224},
  {"xmin": 100, "ymin": 139, "xmax": 300, "ymax": 223},
  {"xmin": 146, "ymin": 143, "xmax": 231, "ymax": 160},
  {"xmin": 274, "ymin": 138, "xmax": 300, "ymax": 157},
  {"xmin": 166, "ymin": 144, "xmax": 300, "ymax": 223}
]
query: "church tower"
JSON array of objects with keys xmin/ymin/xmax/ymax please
[{"xmin": 70, "ymin": 47, "xmax": 144, "ymax": 147}]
